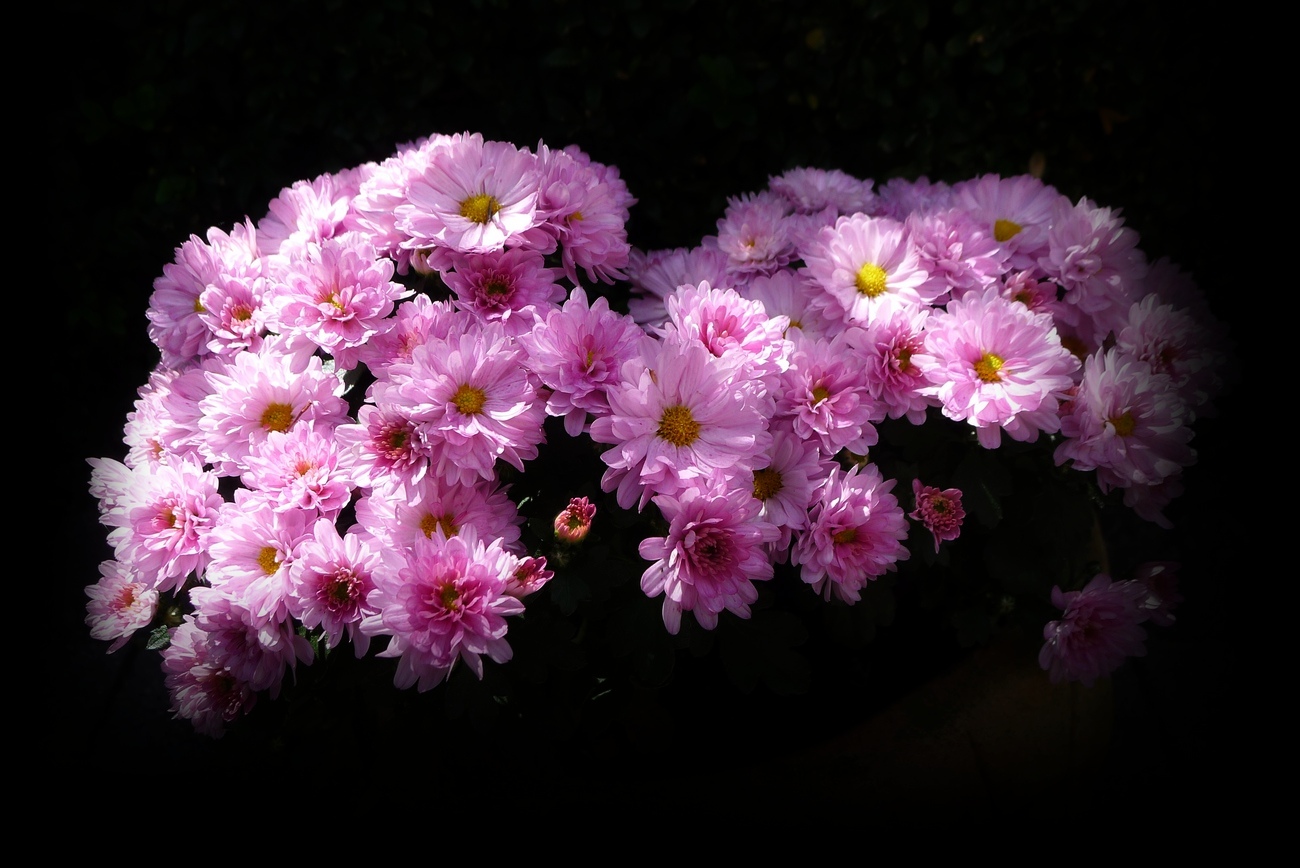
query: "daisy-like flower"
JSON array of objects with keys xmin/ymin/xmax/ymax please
[
  {"xmin": 588, "ymin": 338, "xmax": 772, "ymax": 511},
  {"xmin": 354, "ymin": 471, "xmax": 523, "ymax": 554},
  {"xmin": 873, "ymin": 175, "xmax": 954, "ymax": 220},
  {"xmin": 187, "ymin": 585, "xmax": 313, "ymax": 697},
  {"xmin": 775, "ymin": 327, "xmax": 882, "ymax": 457},
  {"xmin": 85, "ymin": 559, "xmax": 159, "ymax": 653},
  {"xmin": 271, "ymin": 233, "xmax": 413, "ymax": 368},
  {"xmin": 1114, "ymin": 293, "xmax": 1220, "ymax": 419},
  {"xmin": 791, "ymin": 462, "xmax": 910, "ymax": 603},
  {"xmin": 800, "ymin": 213, "xmax": 938, "ymax": 325},
  {"xmin": 743, "ymin": 268, "xmax": 843, "ymax": 343},
  {"xmin": 396, "ymin": 134, "xmax": 543, "ymax": 255},
  {"xmin": 239, "ymin": 421, "xmax": 356, "ymax": 519},
  {"xmin": 349, "ymin": 293, "xmax": 461, "ymax": 377},
  {"xmin": 256, "ymin": 170, "xmax": 353, "ymax": 259},
  {"xmin": 440, "ymin": 247, "xmax": 566, "ymax": 337},
  {"xmin": 380, "ymin": 320, "xmax": 547, "ymax": 486},
  {"xmin": 198, "ymin": 273, "xmax": 273, "ymax": 358},
  {"xmin": 661, "ymin": 280, "xmax": 792, "ymax": 392},
  {"xmin": 905, "ymin": 206, "xmax": 1011, "ymax": 302},
  {"xmin": 287, "ymin": 519, "xmax": 381, "ymax": 656},
  {"xmin": 362, "ymin": 528, "xmax": 526, "ymax": 692},
  {"xmin": 625, "ymin": 245, "xmax": 731, "ymax": 330},
  {"xmin": 1039, "ymin": 573, "xmax": 1148, "ymax": 687},
  {"xmin": 768, "ymin": 166, "xmax": 877, "ymax": 217},
  {"xmin": 953, "ymin": 173, "xmax": 1066, "ymax": 271},
  {"xmin": 750, "ymin": 423, "xmax": 836, "ymax": 561},
  {"xmin": 161, "ymin": 617, "xmax": 257, "ymax": 738},
  {"xmin": 913, "ymin": 285, "xmax": 1080, "ymax": 449},
  {"xmin": 333, "ymin": 403, "xmax": 433, "ymax": 494},
  {"xmin": 533, "ymin": 142, "xmax": 634, "ymax": 285},
  {"xmin": 639, "ymin": 482, "xmax": 780, "ymax": 634},
  {"xmin": 198, "ymin": 343, "xmax": 351, "ymax": 477},
  {"xmin": 853, "ymin": 302, "xmax": 935, "ymax": 425},
  {"xmin": 516, "ymin": 285, "xmax": 647, "ymax": 436},
  {"xmin": 706, "ymin": 189, "xmax": 798, "ymax": 278},
  {"xmin": 908, "ymin": 479, "xmax": 966, "ymax": 553},
  {"xmin": 204, "ymin": 489, "xmax": 314, "ymax": 624},
  {"xmin": 1054, "ymin": 347, "xmax": 1196, "ymax": 495}
]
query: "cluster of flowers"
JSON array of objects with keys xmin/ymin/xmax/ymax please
[{"xmin": 86, "ymin": 131, "xmax": 1230, "ymax": 737}]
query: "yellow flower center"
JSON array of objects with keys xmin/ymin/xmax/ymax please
[
  {"xmin": 459, "ymin": 193, "xmax": 501, "ymax": 224},
  {"xmin": 257, "ymin": 546, "xmax": 280, "ymax": 575},
  {"xmin": 974, "ymin": 352, "xmax": 1004, "ymax": 383},
  {"xmin": 854, "ymin": 262, "xmax": 888, "ymax": 297},
  {"xmin": 994, "ymin": 218, "xmax": 1023, "ymax": 242},
  {"xmin": 811, "ymin": 385, "xmax": 831, "ymax": 406},
  {"xmin": 451, "ymin": 384, "xmax": 487, "ymax": 415},
  {"xmin": 260, "ymin": 402, "xmax": 295, "ymax": 432},
  {"xmin": 896, "ymin": 347, "xmax": 913, "ymax": 372},
  {"xmin": 1109, "ymin": 411, "xmax": 1136, "ymax": 437},
  {"xmin": 440, "ymin": 584, "xmax": 461, "ymax": 611},
  {"xmin": 752, "ymin": 468, "xmax": 784, "ymax": 502},
  {"xmin": 421, "ymin": 512, "xmax": 459, "ymax": 538},
  {"xmin": 832, "ymin": 527, "xmax": 858, "ymax": 545},
  {"xmin": 657, "ymin": 404, "xmax": 701, "ymax": 447}
]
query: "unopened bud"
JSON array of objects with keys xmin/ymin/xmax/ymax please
[{"xmin": 554, "ymin": 496, "xmax": 596, "ymax": 544}]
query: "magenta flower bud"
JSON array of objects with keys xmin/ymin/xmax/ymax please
[{"xmin": 554, "ymin": 496, "xmax": 596, "ymax": 544}]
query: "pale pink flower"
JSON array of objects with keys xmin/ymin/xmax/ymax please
[
  {"xmin": 743, "ymin": 268, "xmax": 843, "ymax": 343},
  {"xmin": 1114, "ymin": 293, "xmax": 1221, "ymax": 419},
  {"xmin": 348, "ymin": 133, "xmax": 459, "ymax": 269},
  {"xmin": 240, "ymin": 421, "xmax": 356, "ymax": 519},
  {"xmin": 905, "ymin": 206, "xmax": 1011, "ymax": 302},
  {"xmin": 768, "ymin": 166, "xmax": 876, "ymax": 217},
  {"xmin": 85, "ymin": 559, "xmax": 159, "ymax": 653},
  {"xmin": 775, "ymin": 327, "xmax": 882, "ymax": 457},
  {"xmin": 333, "ymin": 403, "xmax": 433, "ymax": 494},
  {"xmin": 639, "ymin": 483, "xmax": 780, "ymax": 634},
  {"xmin": 1039, "ymin": 573, "xmax": 1147, "ymax": 687},
  {"xmin": 852, "ymin": 302, "xmax": 935, "ymax": 425},
  {"xmin": 750, "ymin": 423, "xmax": 836, "ymax": 561},
  {"xmin": 872, "ymin": 175, "xmax": 954, "ymax": 220},
  {"xmin": 256, "ymin": 170, "xmax": 352, "ymax": 258},
  {"xmin": 913, "ymin": 285, "xmax": 1080, "ymax": 449},
  {"xmin": 533, "ymin": 142, "xmax": 633, "ymax": 285},
  {"xmin": 625, "ymin": 245, "xmax": 731, "ymax": 330},
  {"xmin": 187, "ymin": 585, "xmax": 313, "ymax": 697},
  {"xmin": 287, "ymin": 519, "xmax": 381, "ymax": 655},
  {"xmin": 198, "ymin": 273, "xmax": 273, "ymax": 358},
  {"xmin": 908, "ymin": 479, "xmax": 966, "ymax": 553},
  {"xmin": 204, "ymin": 489, "xmax": 314, "ymax": 624},
  {"xmin": 349, "ymin": 293, "xmax": 462, "ymax": 376},
  {"xmin": 503, "ymin": 555, "xmax": 554, "ymax": 599},
  {"xmin": 800, "ymin": 213, "xmax": 938, "ymax": 325},
  {"xmin": 791, "ymin": 463, "xmax": 910, "ymax": 603},
  {"xmin": 953, "ymin": 173, "xmax": 1065, "ymax": 271},
  {"xmin": 353, "ymin": 472, "xmax": 523, "ymax": 554},
  {"xmin": 362, "ymin": 529, "xmax": 526, "ymax": 692},
  {"xmin": 661, "ymin": 280, "xmax": 792, "ymax": 394},
  {"xmin": 706, "ymin": 190, "xmax": 798, "ymax": 277}
]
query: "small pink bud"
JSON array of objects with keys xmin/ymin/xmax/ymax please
[{"xmin": 554, "ymin": 496, "xmax": 596, "ymax": 544}]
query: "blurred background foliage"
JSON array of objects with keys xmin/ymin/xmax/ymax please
[{"xmin": 47, "ymin": 0, "xmax": 1249, "ymax": 797}]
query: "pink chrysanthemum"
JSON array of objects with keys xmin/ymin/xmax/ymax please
[
  {"xmin": 872, "ymin": 175, "xmax": 954, "ymax": 220},
  {"xmin": 353, "ymin": 471, "xmax": 523, "ymax": 554},
  {"xmin": 1054, "ymin": 347, "xmax": 1196, "ymax": 495},
  {"xmin": 1114, "ymin": 293, "xmax": 1220, "ymax": 419},
  {"xmin": 800, "ymin": 213, "xmax": 938, "ymax": 325},
  {"xmin": 187, "ymin": 585, "xmax": 313, "ymax": 698},
  {"xmin": 240, "ymin": 421, "xmax": 356, "ymax": 519},
  {"xmin": 750, "ymin": 423, "xmax": 836, "ymax": 561},
  {"xmin": 516, "ymin": 285, "xmax": 647, "ymax": 436},
  {"xmin": 661, "ymin": 280, "xmax": 792, "ymax": 390},
  {"xmin": 743, "ymin": 268, "xmax": 844, "ymax": 343},
  {"xmin": 350, "ymin": 293, "xmax": 462, "ymax": 376},
  {"xmin": 85, "ymin": 559, "xmax": 159, "ymax": 653},
  {"xmin": 853, "ymin": 302, "xmax": 935, "ymax": 425},
  {"xmin": 204, "ymin": 489, "xmax": 314, "ymax": 624},
  {"xmin": 904, "ymin": 206, "xmax": 1011, "ymax": 302},
  {"xmin": 775, "ymin": 327, "xmax": 882, "ymax": 457},
  {"xmin": 503, "ymin": 554, "xmax": 555, "ymax": 599},
  {"xmin": 791, "ymin": 463, "xmax": 910, "ymax": 603},
  {"xmin": 768, "ymin": 166, "xmax": 876, "ymax": 217},
  {"xmin": 953, "ymin": 173, "xmax": 1065, "ymax": 271},
  {"xmin": 588, "ymin": 338, "xmax": 772, "ymax": 511},
  {"xmin": 256, "ymin": 170, "xmax": 352, "ymax": 258},
  {"xmin": 908, "ymin": 479, "xmax": 966, "ymax": 553},
  {"xmin": 1039, "ymin": 573, "xmax": 1147, "ymax": 687},
  {"xmin": 554, "ymin": 496, "xmax": 597, "ymax": 544},
  {"xmin": 362, "ymin": 529, "xmax": 526, "ymax": 692},
  {"xmin": 439, "ymin": 247, "xmax": 566, "ymax": 337},
  {"xmin": 533, "ymin": 142, "xmax": 633, "ymax": 285},
  {"xmin": 625, "ymin": 245, "xmax": 731, "ymax": 330},
  {"xmin": 333, "ymin": 403, "xmax": 433, "ymax": 494},
  {"xmin": 706, "ymin": 190, "xmax": 798, "ymax": 278},
  {"xmin": 396, "ymin": 134, "xmax": 543, "ymax": 255},
  {"xmin": 639, "ymin": 483, "xmax": 780, "ymax": 634},
  {"xmin": 161, "ymin": 617, "xmax": 258, "ymax": 738},
  {"xmin": 287, "ymin": 519, "xmax": 381, "ymax": 656},
  {"xmin": 913, "ymin": 285, "xmax": 1080, "ymax": 449}
]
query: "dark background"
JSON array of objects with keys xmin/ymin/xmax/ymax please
[{"xmin": 40, "ymin": 0, "xmax": 1256, "ymax": 816}]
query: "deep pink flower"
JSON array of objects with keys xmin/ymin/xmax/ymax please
[
  {"xmin": 554, "ymin": 496, "xmax": 596, "ymax": 544},
  {"xmin": 287, "ymin": 519, "xmax": 381, "ymax": 656},
  {"xmin": 440, "ymin": 247, "xmax": 566, "ymax": 337},
  {"xmin": 1039, "ymin": 574, "xmax": 1147, "ymax": 687},
  {"xmin": 908, "ymin": 479, "xmax": 965, "ymax": 553}
]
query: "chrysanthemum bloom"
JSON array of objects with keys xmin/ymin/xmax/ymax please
[
  {"xmin": 204, "ymin": 489, "xmax": 314, "ymax": 624},
  {"xmin": 197, "ymin": 344, "xmax": 351, "ymax": 476},
  {"xmin": 439, "ymin": 247, "xmax": 566, "ymax": 337},
  {"xmin": 800, "ymin": 213, "xmax": 938, "ymax": 325},
  {"xmin": 625, "ymin": 245, "xmax": 731, "ymax": 330},
  {"xmin": 588, "ymin": 338, "xmax": 772, "ymax": 511},
  {"xmin": 187, "ymin": 585, "xmax": 313, "ymax": 697},
  {"xmin": 380, "ymin": 321, "xmax": 547, "ymax": 486},
  {"xmin": 872, "ymin": 175, "xmax": 954, "ymax": 220},
  {"xmin": 197, "ymin": 273, "xmax": 273, "ymax": 358},
  {"xmin": 1053, "ymin": 347, "xmax": 1196, "ymax": 495},
  {"xmin": 503, "ymin": 555, "xmax": 554, "ymax": 599},
  {"xmin": 639, "ymin": 483, "xmax": 780, "ymax": 634},
  {"xmin": 791, "ymin": 463, "xmax": 910, "ymax": 603},
  {"xmin": 161, "ymin": 617, "xmax": 258, "ymax": 738},
  {"xmin": 348, "ymin": 133, "xmax": 459, "ymax": 269},
  {"xmin": 750, "ymin": 423, "xmax": 835, "ymax": 561},
  {"xmin": 913, "ymin": 285, "xmax": 1080, "ymax": 449},
  {"xmin": 1038, "ymin": 196, "xmax": 1148, "ymax": 346},
  {"xmin": 516, "ymin": 285, "xmax": 647, "ymax": 436},
  {"xmin": 1039, "ymin": 573, "xmax": 1148, "ymax": 687},
  {"xmin": 661, "ymin": 281, "xmax": 792, "ymax": 388},
  {"xmin": 396, "ymin": 134, "xmax": 543, "ymax": 255},
  {"xmin": 271, "ymin": 234, "xmax": 413, "ymax": 368},
  {"xmin": 353, "ymin": 471, "xmax": 523, "ymax": 554},
  {"xmin": 554, "ymin": 496, "xmax": 596, "ymax": 544},
  {"xmin": 1114, "ymin": 293, "xmax": 1220, "ymax": 420},
  {"xmin": 852, "ymin": 302, "xmax": 935, "ymax": 425},
  {"xmin": 768, "ymin": 166, "xmax": 877, "ymax": 217},
  {"xmin": 909, "ymin": 479, "xmax": 966, "ymax": 553},
  {"xmin": 362, "ymin": 529, "xmax": 526, "ymax": 692},
  {"xmin": 775, "ymin": 327, "xmax": 882, "ymax": 457},
  {"xmin": 904, "ymin": 206, "xmax": 1011, "ymax": 302},
  {"xmin": 255, "ymin": 170, "xmax": 353, "ymax": 258},
  {"xmin": 533, "ymin": 142, "xmax": 634, "ymax": 285},
  {"xmin": 101, "ymin": 455, "xmax": 225, "ymax": 593},
  {"xmin": 333, "ymin": 403, "xmax": 432, "ymax": 495},
  {"xmin": 239, "ymin": 421, "xmax": 356, "ymax": 519},
  {"xmin": 147, "ymin": 219, "xmax": 261, "ymax": 369},
  {"xmin": 349, "ymin": 293, "xmax": 462, "ymax": 376},
  {"xmin": 1130, "ymin": 561, "xmax": 1182, "ymax": 627},
  {"xmin": 85, "ymin": 559, "xmax": 159, "ymax": 653},
  {"xmin": 743, "ymin": 268, "xmax": 843, "ymax": 343},
  {"xmin": 287, "ymin": 519, "xmax": 380, "ymax": 656},
  {"xmin": 706, "ymin": 190, "xmax": 798, "ymax": 278},
  {"xmin": 952, "ymin": 173, "xmax": 1065, "ymax": 271}
]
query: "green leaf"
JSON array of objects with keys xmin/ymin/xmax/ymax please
[{"xmin": 145, "ymin": 624, "xmax": 171, "ymax": 651}]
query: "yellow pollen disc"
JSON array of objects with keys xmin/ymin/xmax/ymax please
[
  {"xmin": 440, "ymin": 584, "xmax": 461, "ymax": 611},
  {"xmin": 569, "ymin": 210, "xmax": 584, "ymax": 222},
  {"xmin": 994, "ymin": 218, "xmax": 1023, "ymax": 243},
  {"xmin": 1110, "ymin": 411, "xmax": 1136, "ymax": 437},
  {"xmin": 451, "ymin": 383, "xmax": 487, "ymax": 415},
  {"xmin": 832, "ymin": 527, "xmax": 858, "ymax": 545},
  {"xmin": 260, "ymin": 402, "xmax": 295, "ymax": 432},
  {"xmin": 257, "ymin": 546, "xmax": 280, "ymax": 575},
  {"xmin": 811, "ymin": 385, "xmax": 831, "ymax": 406},
  {"xmin": 162, "ymin": 507, "xmax": 178, "ymax": 528},
  {"xmin": 897, "ymin": 347, "xmax": 913, "ymax": 372},
  {"xmin": 459, "ymin": 193, "xmax": 501, "ymax": 224},
  {"xmin": 420, "ymin": 513, "xmax": 459, "ymax": 538},
  {"xmin": 974, "ymin": 352, "xmax": 1004, "ymax": 383},
  {"xmin": 232, "ymin": 305, "xmax": 253, "ymax": 322},
  {"xmin": 787, "ymin": 318, "xmax": 802, "ymax": 331},
  {"xmin": 657, "ymin": 404, "xmax": 701, "ymax": 447},
  {"xmin": 854, "ymin": 262, "xmax": 888, "ymax": 297},
  {"xmin": 294, "ymin": 460, "xmax": 314, "ymax": 476},
  {"xmin": 752, "ymin": 468, "xmax": 785, "ymax": 502}
]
